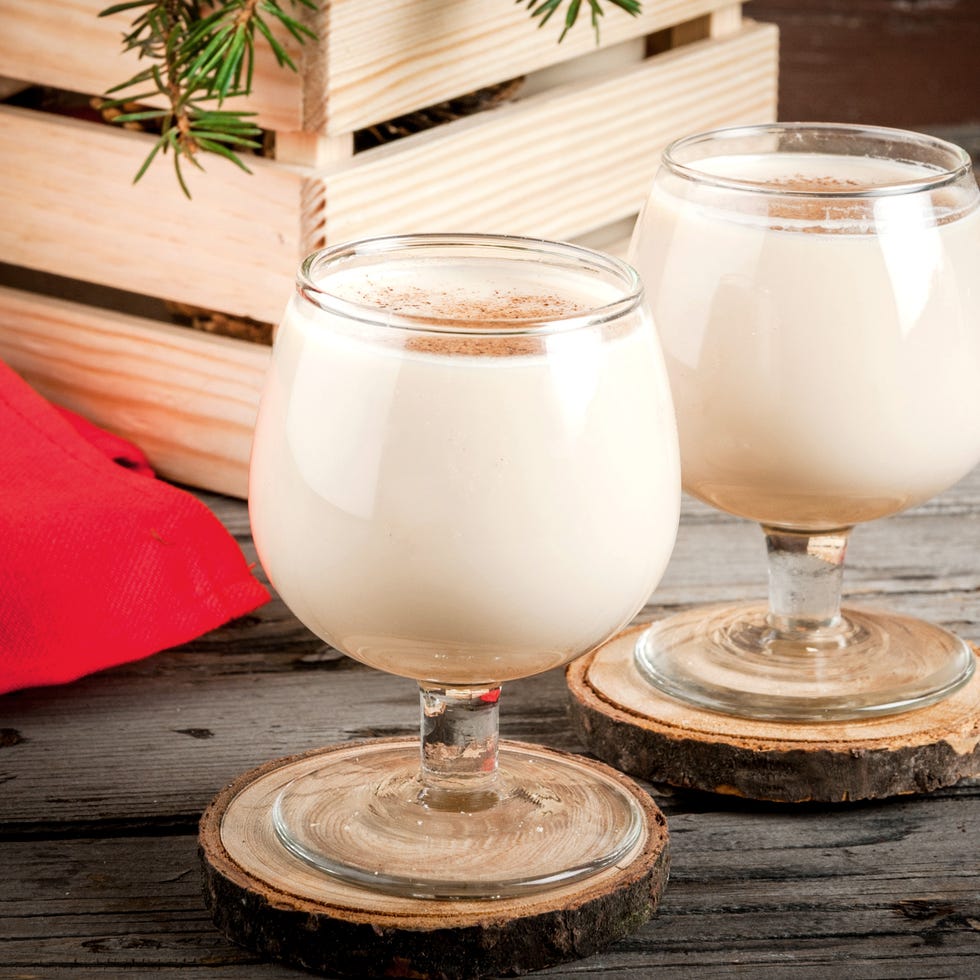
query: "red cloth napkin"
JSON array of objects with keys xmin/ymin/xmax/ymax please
[{"xmin": 0, "ymin": 359, "xmax": 269, "ymax": 694}]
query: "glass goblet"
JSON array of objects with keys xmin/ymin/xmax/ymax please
[
  {"xmin": 629, "ymin": 122, "xmax": 980, "ymax": 722},
  {"xmin": 248, "ymin": 233, "xmax": 680, "ymax": 899}
]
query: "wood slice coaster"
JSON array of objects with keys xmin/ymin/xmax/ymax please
[
  {"xmin": 200, "ymin": 737, "xmax": 669, "ymax": 979},
  {"xmin": 567, "ymin": 623, "xmax": 980, "ymax": 803}
]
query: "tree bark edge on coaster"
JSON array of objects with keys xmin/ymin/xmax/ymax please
[
  {"xmin": 199, "ymin": 738, "xmax": 670, "ymax": 979},
  {"xmin": 567, "ymin": 623, "xmax": 980, "ymax": 804}
]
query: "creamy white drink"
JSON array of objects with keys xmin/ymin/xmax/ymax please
[
  {"xmin": 631, "ymin": 152, "xmax": 980, "ymax": 530},
  {"xmin": 250, "ymin": 256, "xmax": 680, "ymax": 684}
]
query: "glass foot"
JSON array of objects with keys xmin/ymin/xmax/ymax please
[
  {"xmin": 272, "ymin": 740, "xmax": 645, "ymax": 900},
  {"xmin": 635, "ymin": 602, "xmax": 976, "ymax": 721}
]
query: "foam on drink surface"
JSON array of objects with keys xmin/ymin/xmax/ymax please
[
  {"xmin": 682, "ymin": 152, "xmax": 976, "ymax": 232},
  {"xmin": 303, "ymin": 259, "xmax": 631, "ymax": 357},
  {"xmin": 696, "ymin": 152, "xmax": 931, "ymax": 187},
  {"xmin": 332, "ymin": 282, "xmax": 589, "ymax": 324},
  {"xmin": 326, "ymin": 261, "xmax": 620, "ymax": 323}
]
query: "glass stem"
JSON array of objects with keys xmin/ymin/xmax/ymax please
[
  {"xmin": 762, "ymin": 525, "xmax": 852, "ymax": 636},
  {"xmin": 418, "ymin": 683, "xmax": 501, "ymax": 810}
]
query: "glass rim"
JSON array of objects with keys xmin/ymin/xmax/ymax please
[
  {"xmin": 295, "ymin": 233, "xmax": 644, "ymax": 337},
  {"xmin": 662, "ymin": 122, "xmax": 975, "ymax": 198}
]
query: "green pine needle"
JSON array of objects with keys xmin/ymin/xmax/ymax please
[
  {"xmin": 102, "ymin": 1, "xmax": 642, "ymax": 196},
  {"xmin": 100, "ymin": 0, "xmax": 315, "ymax": 197},
  {"xmin": 522, "ymin": 0, "xmax": 641, "ymax": 42}
]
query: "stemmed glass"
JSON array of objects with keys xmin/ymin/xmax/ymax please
[
  {"xmin": 629, "ymin": 122, "xmax": 980, "ymax": 721},
  {"xmin": 248, "ymin": 234, "xmax": 680, "ymax": 898}
]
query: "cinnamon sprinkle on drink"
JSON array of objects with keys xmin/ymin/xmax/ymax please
[{"xmin": 336, "ymin": 283, "xmax": 628, "ymax": 356}]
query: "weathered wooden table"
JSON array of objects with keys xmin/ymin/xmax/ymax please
[{"xmin": 2, "ymin": 467, "xmax": 979, "ymax": 978}]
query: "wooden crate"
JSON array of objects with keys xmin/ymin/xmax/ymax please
[{"xmin": 0, "ymin": 0, "xmax": 777, "ymax": 497}]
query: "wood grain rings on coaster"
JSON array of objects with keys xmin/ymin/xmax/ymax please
[
  {"xmin": 199, "ymin": 738, "xmax": 669, "ymax": 979},
  {"xmin": 567, "ymin": 623, "xmax": 980, "ymax": 803}
]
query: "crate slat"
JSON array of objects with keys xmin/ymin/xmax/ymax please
[
  {"xmin": 317, "ymin": 0, "xmax": 748, "ymax": 135},
  {"xmin": 0, "ymin": 285, "xmax": 268, "ymax": 498},
  {"xmin": 0, "ymin": 0, "xmax": 750, "ymax": 135},
  {"xmin": 0, "ymin": 104, "xmax": 303, "ymax": 325},
  {"xmin": 323, "ymin": 21, "xmax": 778, "ymax": 244},
  {"xmin": 0, "ymin": 3, "xmax": 779, "ymax": 498},
  {"xmin": 0, "ymin": 0, "xmax": 303, "ymax": 132},
  {"xmin": 0, "ymin": 22, "xmax": 777, "ymax": 324}
]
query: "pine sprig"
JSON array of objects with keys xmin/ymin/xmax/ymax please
[
  {"xmin": 521, "ymin": 0, "xmax": 642, "ymax": 42},
  {"xmin": 100, "ymin": 1, "xmax": 640, "ymax": 196},
  {"xmin": 99, "ymin": 1, "xmax": 316, "ymax": 196}
]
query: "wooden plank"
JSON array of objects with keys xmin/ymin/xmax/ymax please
[
  {"xmin": 273, "ymin": 130, "xmax": 354, "ymax": 167},
  {"xmin": 0, "ymin": 23, "xmax": 776, "ymax": 331},
  {"xmin": 0, "ymin": 0, "xmax": 749, "ymax": 135},
  {"xmin": 322, "ymin": 21, "xmax": 779, "ymax": 243},
  {"xmin": 0, "ymin": 105, "xmax": 303, "ymax": 324},
  {"xmin": 0, "ymin": 0, "xmax": 305, "ymax": 132},
  {"xmin": 0, "ymin": 286, "xmax": 268, "ymax": 498},
  {"xmin": 318, "ymin": 0, "xmax": 747, "ymax": 134},
  {"xmin": 749, "ymin": 0, "xmax": 980, "ymax": 129},
  {"xmin": 1, "ymin": 794, "xmax": 978, "ymax": 973}
]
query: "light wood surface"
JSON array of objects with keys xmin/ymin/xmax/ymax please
[
  {"xmin": 0, "ymin": 0, "xmax": 303, "ymax": 131},
  {"xmin": 320, "ymin": 22, "xmax": 778, "ymax": 245},
  {"xmin": 0, "ymin": 104, "xmax": 304, "ymax": 325},
  {"xmin": 1, "ymin": 466, "xmax": 977, "ymax": 976},
  {"xmin": 0, "ymin": 0, "xmax": 748, "ymax": 135},
  {"xmin": 0, "ymin": 22, "xmax": 778, "ymax": 325}
]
